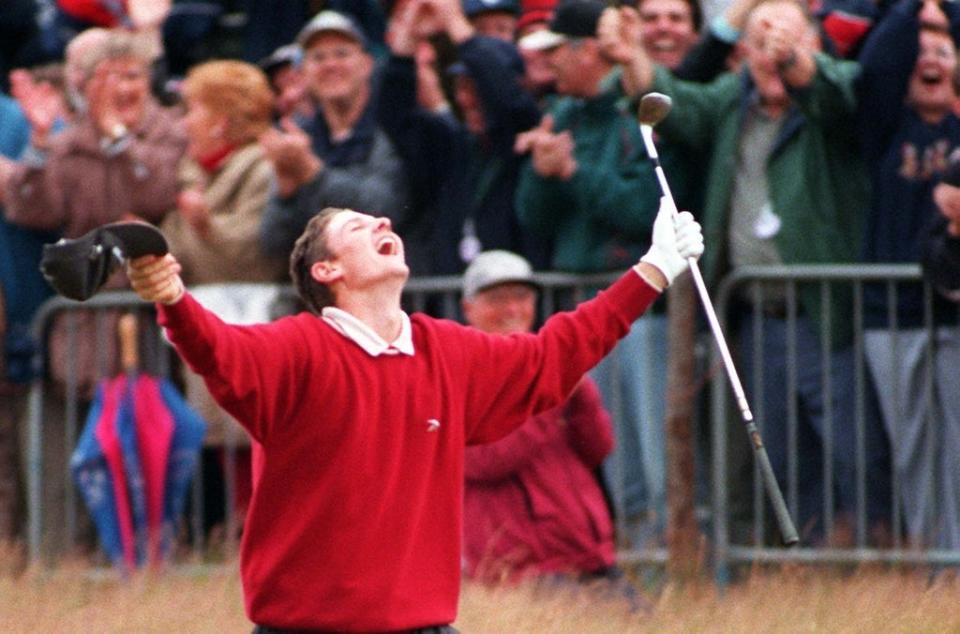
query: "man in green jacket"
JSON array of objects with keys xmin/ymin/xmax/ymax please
[
  {"xmin": 515, "ymin": 0, "xmax": 698, "ymax": 547},
  {"xmin": 609, "ymin": 0, "xmax": 890, "ymax": 543}
]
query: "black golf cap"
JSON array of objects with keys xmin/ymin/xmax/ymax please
[
  {"xmin": 40, "ymin": 221, "xmax": 168, "ymax": 301},
  {"xmin": 518, "ymin": 0, "xmax": 604, "ymax": 50}
]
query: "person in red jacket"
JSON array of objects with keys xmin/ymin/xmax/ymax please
[
  {"xmin": 124, "ymin": 200, "xmax": 702, "ymax": 633},
  {"xmin": 460, "ymin": 250, "xmax": 617, "ymax": 582}
]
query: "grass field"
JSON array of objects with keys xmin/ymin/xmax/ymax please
[{"xmin": 1, "ymin": 549, "xmax": 959, "ymax": 633}]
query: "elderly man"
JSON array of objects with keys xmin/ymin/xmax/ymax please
[
  {"xmin": 125, "ymin": 199, "xmax": 702, "ymax": 632},
  {"xmin": 459, "ymin": 250, "xmax": 617, "ymax": 582},
  {"xmin": 258, "ymin": 10, "xmax": 420, "ymax": 271}
]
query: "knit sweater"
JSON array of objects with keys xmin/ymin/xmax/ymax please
[{"xmin": 157, "ymin": 270, "xmax": 658, "ymax": 632}]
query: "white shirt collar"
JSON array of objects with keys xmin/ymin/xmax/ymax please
[{"xmin": 321, "ymin": 306, "xmax": 415, "ymax": 357}]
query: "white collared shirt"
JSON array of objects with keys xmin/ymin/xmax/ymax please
[{"xmin": 321, "ymin": 307, "xmax": 415, "ymax": 357}]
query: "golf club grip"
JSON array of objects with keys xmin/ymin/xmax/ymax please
[{"xmin": 747, "ymin": 421, "xmax": 801, "ymax": 545}]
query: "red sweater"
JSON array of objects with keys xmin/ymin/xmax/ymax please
[
  {"xmin": 158, "ymin": 271, "xmax": 658, "ymax": 631},
  {"xmin": 463, "ymin": 379, "xmax": 615, "ymax": 580}
]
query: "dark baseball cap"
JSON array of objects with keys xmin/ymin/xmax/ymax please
[
  {"xmin": 40, "ymin": 221, "xmax": 168, "ymax": 301},
  {"xmin": 463, "ymin": 0, "xmax": 521, "ymax": 17},
  {"xmin": 446, "ymin": 37, "xmax": 526, "ymax": 78},
  {"xmin": 258, "ymin": 44, "xmax": 302, "ymax": 75},
  {"xmin": 518, "ymin": 0, "xmax": 604, "ymax": 51}
]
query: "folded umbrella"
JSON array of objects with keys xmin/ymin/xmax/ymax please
[{"xmin": 71, "ymin": 314, "xmax": 205, "ymax": 568}]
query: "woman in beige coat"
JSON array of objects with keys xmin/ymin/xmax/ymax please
[{"xmin": 162, "ymin": 60, "xmax": 284, "ymax": 532}]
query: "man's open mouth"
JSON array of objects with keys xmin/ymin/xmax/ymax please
[{"xmin": 376, "ymin": 236, "xmax": 398, "ymax": 256}]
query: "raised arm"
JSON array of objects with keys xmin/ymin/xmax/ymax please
[{"xmin": 463, "ymin": 201, "xmax": 703, "ymax": 443}]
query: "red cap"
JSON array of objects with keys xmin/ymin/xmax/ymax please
[{"xmin": 516, "ymin": 0, "xmax": 558, "ymax": 35}]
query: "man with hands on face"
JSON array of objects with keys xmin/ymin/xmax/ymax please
[
  {"xmin": 125, "ymin": 198, "xmax": 703, "ymax": 633},
  {"xmin": 612, "ymin": 0, "xmax": 891, "ymax": 542}
]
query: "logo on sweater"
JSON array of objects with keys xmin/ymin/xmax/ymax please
[{"xmin": 426, "ymin": 419, "xmax": 441, "ymax": 432}]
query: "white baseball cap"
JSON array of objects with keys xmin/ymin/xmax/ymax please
[{"xmin": 462, "ymin": 250, "xmax": 537, "ymax": 298}]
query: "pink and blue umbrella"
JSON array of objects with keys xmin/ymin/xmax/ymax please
[{"xmin": 71, "ymin": 373, "xmax": 205, "ymax": 568}]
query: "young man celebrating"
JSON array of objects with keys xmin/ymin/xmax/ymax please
[{"xmin": 125, "ymin": 201, "xmax": 702, "ymax": 632}]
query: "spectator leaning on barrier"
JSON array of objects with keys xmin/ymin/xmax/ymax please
[
  {"xmin": 381, "ymin": 0, "xmax": 548, "ymax": 274},
  {"xmin": 258, "ymin": 10, "xmax": 420, "ymax": 273},
  {"xmin": 460, "ymin": 250, "xmax": 619, "ymax": 584},
  {"xmin": 124, "ymin": 201, "xmax": 703, "ymax": 632},
  {"xmin": 857, "ymin": 0, "xmax": 960, "ymax": 550},
  {"xmin": 619, "ymin": 0, "xmax": 892, "ymax": 543},
  {"xmin": 516, "ymin": 0, "xmax": 694, "ymax": 546}
]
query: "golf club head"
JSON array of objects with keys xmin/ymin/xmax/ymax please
[{"xmin": 638, "ymin": 92, "xmax": 673, "ymax": 127}]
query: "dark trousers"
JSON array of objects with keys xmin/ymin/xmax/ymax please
[
  {"xmin": 253, "ymin": 625, "xmax": 458, "ymax": 634},
  {"xmin": 736, "ymin": 311, "xmax": 891, "ymax": 541}
]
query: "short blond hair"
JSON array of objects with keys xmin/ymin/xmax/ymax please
[{"xmin": 182, "ymin": 60, "xmax": 274, "ymax": 145}]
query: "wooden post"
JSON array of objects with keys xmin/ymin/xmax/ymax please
[{"xmin": 665, "ymin": 271, "xmax": 701, "ymax": 579}]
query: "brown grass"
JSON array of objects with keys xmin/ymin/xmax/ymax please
[{"xmin": 1, "ymin": 548, "xmax": 959, "ymax": 633}]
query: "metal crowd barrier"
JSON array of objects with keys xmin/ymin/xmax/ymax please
[
  {"xmin": 712, "ymin": 264, "xmax": 960, "ymax": 582},
  {"xmin": 25, "ymin": 266, "xmax": 960, "ymax": 574},
  {"xmin": 27, "ymin": 273, "xmax": 655, "ymax": 566}
]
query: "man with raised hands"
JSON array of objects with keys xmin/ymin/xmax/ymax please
[{"xmin": 125, "ymin": 199, "xmax": 702, "ymax": 633}]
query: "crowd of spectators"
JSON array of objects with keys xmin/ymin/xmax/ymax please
[{"xmin": 0, "ymin": 0, "xmax": 959, "ymax": 572}]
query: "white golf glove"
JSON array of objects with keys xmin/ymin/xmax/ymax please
[{"xmin": 640, "ymin": 196, "xmax": 705, "ymax": 286}]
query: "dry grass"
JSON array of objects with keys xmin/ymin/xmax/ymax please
[{"xmin": 1, "ymin": 546, "xmax": 959, "ymax": 633}]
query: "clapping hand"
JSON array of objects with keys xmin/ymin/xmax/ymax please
[
  {"xmin": 260, "ymin": 117, "xmax": 324, "ymax": 197},
  {"xmin": 515, "ymin": 115, "xmax": 578, "ymax": 180},
  {"xmin": 10, "ymin": 69, "xmax": 64, "ymax": 149}
]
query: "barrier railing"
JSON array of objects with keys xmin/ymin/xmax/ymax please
[
  {"xmin": 28, "ymin": 273, "xmax": 669, "ymax": 566},
  {"xmin": 712, "ymin": 264, "xmax": 960, "ymax": 582},
  {"xmin": 25, "ymin": 266, "xmax": 959, "ymax": 574}
]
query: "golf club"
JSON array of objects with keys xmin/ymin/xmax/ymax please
[{"xmin": 638, "ymin": 92, "xmax": 799, "ymax": 546}]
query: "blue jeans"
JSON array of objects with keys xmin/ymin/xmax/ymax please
[
  {"xmin": 593, "ymin": 315, "xmax": 668, "ymax": 535},
  {"xmin": 737, "ymin": 312, "xmax": 890, "ymax": 542}
]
